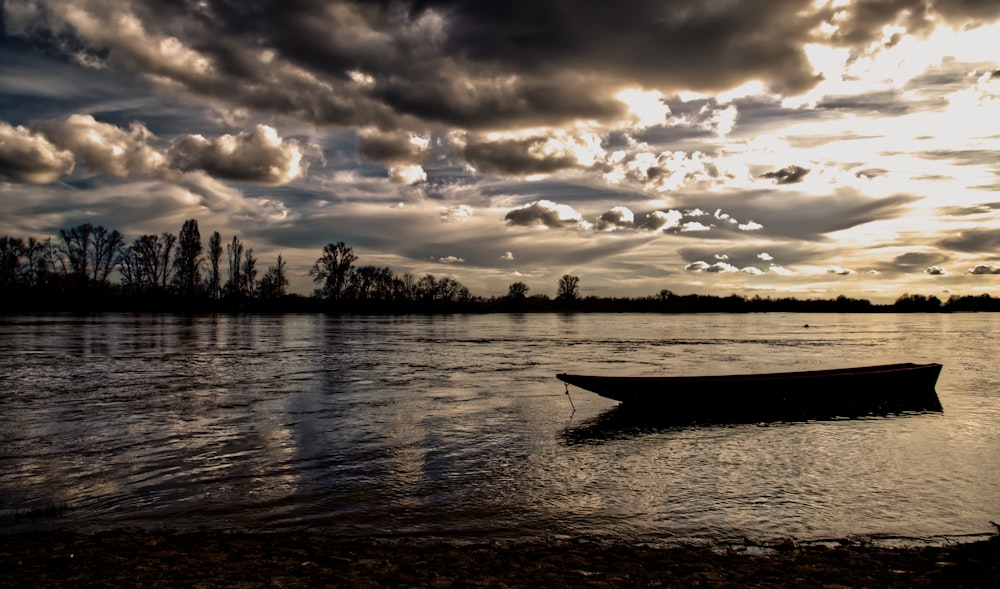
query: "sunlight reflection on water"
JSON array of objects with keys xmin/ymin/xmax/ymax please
[{"xmin": 1, "ymin": 312, "xmax": 998, "ymax": 542}]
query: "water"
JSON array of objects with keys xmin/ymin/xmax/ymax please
[{"xmin": 1, "ymin": 312, "xmax": 998, "ymax": 543}]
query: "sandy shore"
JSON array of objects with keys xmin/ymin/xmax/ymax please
[{"xmin": 2, "ymin": 529, "xmax": 998, "ymax": 588}]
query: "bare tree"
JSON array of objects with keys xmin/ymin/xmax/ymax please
[
  {"xmin": 0, "ymin": 236, "xmax": 25, "ymax": 287},
  {"xmin": 242, "ymin": 247, "xmax": 258, "ymax": 299},
  {"xmin": 225, "ymin": 235, "xmax": 244, "ymax": 299},
  {"xmin": 309, "ymin": 241, "xmax": 357, "ymax": 300},
  {"xmin": 118, "ymin": 233, "xmax": 173, "ymax": 291},
  {"xmin": 159, "ymin": 232, "xmax": 177, "ymax": 289},
  {"xmin": 172, "ymin": 219, "xmax": 203, "ymax": 296},
  {"xmin": 90, "ymin": 226, "xmax": 124, "ymax": 284},
  {"xmin": 207, "ymin": 231, "xmax": 222, "ymax": 299},
  {"xmin": 556, "ymin": 274, "xmax": 580, "ymax": 302},
  {"xmin": 56, "ymin": 223, "xmax": 93, "ymax": 281},
  {"xmin": 258, "ymin": 254, "xmax": 289, "ymax": 300},
  {"xmin": 23, "ymin": 237, "xmax": 52, "ymax": 288},
  {"xmin": 54, "ymin": 223, "xmax": 123, "ymax": 287},
  {"xmin": 506, "ymin": 281, "xmax": 529, "ymax": 301},
  {"xmin": 348, "ymin": 265, "xmax": 396, "ymax": 302}
]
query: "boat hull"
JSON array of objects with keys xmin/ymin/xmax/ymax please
[{"xmin": 557, "ymin": 363, "xmax": 943, "ymax": 422}]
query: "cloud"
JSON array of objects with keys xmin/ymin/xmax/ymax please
[
  {"xmin": 595, "ymin": 206, "xmax": 635, "ymax": 231},
  {"xmin": 440, "ymin": 204, "xmax": 474, "ymax": 222},
  {"xmin": 681, "ymin": 221, "xmax": 711, "ymax": 232},
  {"xmin": 1, "ymin": 115, "xmax": 319, "ymax": 187},
  {"xmin": 439, "ymin": 255, "xmax": 465, "ymax": 264},
  {"xmin": 826, "ymin": 265, "xmax": 853, "ymax": 275},
  {"xmin": 0, "ymin": 122, "xmax": 75, "ymax": 183},
  {"xmin": 168, "ymin": 125, "xmax": 315, "ymax": 185},
  {"xmin": 762, "ymin": 165, "xmax": 810, "ymax": 185},
  {"xmin": 639, "ymin": 210, "xmax": 683, "ymax": 231},
  {"xmin": 939, "ymin": 229, "xmax": 1000, "ymax": 253},
  {"xmin": 31, "ymin": 114, "xmax": 166, "ymax": 178},
  {"xmin": 968, "ymin": 264, "xmax": 1000, "ymax": 274},
  {"xmin": 504, "ymin": 199, "xmax": 589, "ymax": 229},
  {"xmin": 464, "ymin": 136, "xmax": 582, "ymax": 176},
  {"xmin": 925, "ymin": 266, "xmax": 948, "ymax": 275},
  {"xmin": 500, "ymin": 251, "xmax": 514, "ymax": 261}
]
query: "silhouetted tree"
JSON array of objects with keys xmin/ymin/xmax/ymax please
[
  {"xmin": 207, "ymin": 231, "xmax": 223, "ymax": 299},
  {"xmin": 118, "ymin": 233, "xmax": 173, "ymax": 292},
  {"xmin": 225, "ymin": 235, "xmax": 244, "ymax": 299},
  {"xmin": 158, "ymin": 232, "xmax": 177, "ymax": 289},
  {"xmin": 348, "ymin": 265, "xmax": 396, "ymax": 302},
  {"xmin": 23, "ymin": 237, "xmax": 52, "ymax": 288},
  {"xmin": 242, "ymin": 248, "xmax": 258, "ymax": 299},
  {"xmin": 894, "ymin": 293, "xmax": 942, "ymax": 311},
  {"xmin": 394, "ymin": 272, "xmax": 418, "ymax": 301},
  {"xmin": 0, "ymin": 236, "xmax": 25, "ymax": 287},
  {"xmin": 415, "ymin": 274, "xmax": 470, "ymax": 303},
  {"xmin": 259, "ymin": 254, "xmax": 289, "ymax": 300},
  {"xmin": 172, "ymin": 219, "xmax": 203, "ymax": 296},
  {"xmin": 506, "ymin": 281, "xmax": 529, "ymax": 301},
  {"xmin": 310, "ymin": 241, "xmax": 357, "ymax": 300},
  {"xmin": 556, "ymin": 274, "xmax": 580, "ymax": 302},
  {"xmin": 89, "ymin": 225, "xmax": 124, "ymax": 284},
  {"xmin": 55, "ymin": 223, "xmax": 93, "ymax": 281}
]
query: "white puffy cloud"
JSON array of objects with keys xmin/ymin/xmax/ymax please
[
  {"xmin": 168, "ymin": 124, "xmax": 313, "ymax": 185},
  {"xmin": 2, "ymin": 116, "xmax": 320, "ymax": 187},
  {"xmin": 0, "ymin": 122, "xmax": 75, "ymax": 183},
  {"xmin": 440, "ymin": 204, "xmax": 474, "ymax": 222},
  {"xmin": 968, "ymin": 264, "xmax": 1000, "ymax": 274},
  {"xmin": 640, "ymin": 210, "xmax": 684, "ymax": 231},
  {"xmin": 595, "ymin": 206, "xmax": 635, "ymax": 231},
  {"xmin": 504, "ymin": 199, "xmax": 590, "ymax": 229},
  {"xmin": 33, "ymin": 114, "xmax": 165, "ymax": 178},
  {"xmin": 439, "ymin": 255, "xmax": 465, "ymax": 264},
  {"xmin": 389, "ymin": 164, "xmax": 427, "ymax": 185},
  {"xmin": 925, "ymin": 266, "xmax": 948, "ymax": 275},
  {"xmin": 685, "ymin": 261, "xmax": 739, "ymax": 273}
]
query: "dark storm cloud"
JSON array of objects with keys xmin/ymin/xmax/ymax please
[
  {"xmin": 464, "ymin": 138, "xmax": 579, "ymax": 175},
  {"xmin": 679, "ymin": 189, "xmax": 919, "ymax": 241},
  {"xmin": 168, "ymin": 124, "xmax": 318, "ymax": 185},
  {"xmin": 761, "ymin": 165, "xmax": 810, "ymax": 185},
  {"xmin": 357, "ymin": 129, "xmax": 427, "ymax": 164},
  {"xmin": 9, "ymin": 0, "xmax": 993, "ymax": 136},
  {"xmin": 939, "ymin": 229, "xmax": 1000, "ymax": 253},
  {"xmin": 884, "ymin": 251, "xmax": 950, "ymax": 272}
]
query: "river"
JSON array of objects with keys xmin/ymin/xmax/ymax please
[{"xmin": 1, "ymin": 312, "xmax": 998, "ymax": 543}]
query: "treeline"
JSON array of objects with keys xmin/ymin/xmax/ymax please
[
  {"xmin": 0, "ymin": 220, "xmax": 481, "ymax": 312},
  {"xmin": 3, "ymin": 221, "xmax": 1000, "ymax": 313}
]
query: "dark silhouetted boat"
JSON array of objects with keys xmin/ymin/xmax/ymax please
[{"xmin": 557, "ymin": 363, "xmax": 943, "ymax": 422}]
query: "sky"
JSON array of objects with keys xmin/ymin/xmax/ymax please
[{"xmin": 1, "ymin": 0, "xmax": 999, "ymax": 302}]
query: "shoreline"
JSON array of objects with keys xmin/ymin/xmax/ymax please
[{"xmin": 2, "ymin": 529, "xmax": 997, "ymax": 588}]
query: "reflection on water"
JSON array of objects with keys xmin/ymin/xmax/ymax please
[
  {"xmin": 560, "ymin": 404, "xmax": 947, "ymax": 446},
  {"xmin": 1, "ymin": 312, "xmax": 999, "ymax": 543}
]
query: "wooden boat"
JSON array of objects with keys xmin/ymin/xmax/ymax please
[{"xmin": 557, "ymin": 363, "xmax": 943, "ymax": 422}]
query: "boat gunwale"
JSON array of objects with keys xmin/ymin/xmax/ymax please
[{"xmin": 556, "ymin": 362, "xmax": 941, "ymax": 385}]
